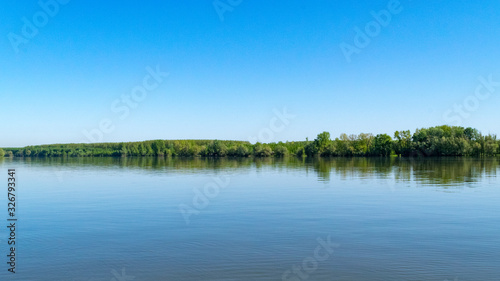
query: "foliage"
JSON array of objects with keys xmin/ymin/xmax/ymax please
[
  {"xmin": 273, "ymin": 145, "xmax": 288, "ymax": 157},
  {"xmin": 253, "ymin": 143, "xmax": 273, "ymax": 157},
  {"xmin": 2, "ymin": 126, "xmax": 499, "ymax": 158},
  {"xmin": 371, "ymin": 134, "xmax": 393, "ymax": 156}
]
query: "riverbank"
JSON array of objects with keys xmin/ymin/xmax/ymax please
[{"xmin": 2, "ymin": 125, "xmax": 499, "ymax": 158}]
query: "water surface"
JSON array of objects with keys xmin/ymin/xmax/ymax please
[{"xmin": 1, "ymin": 157, "xmax": 499, "ymax": 281}]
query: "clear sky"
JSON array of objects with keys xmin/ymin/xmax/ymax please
[{"xmin": 2, "ymin": 0, "xmax": 500, "ymax": 147}]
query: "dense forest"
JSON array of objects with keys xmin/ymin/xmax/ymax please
[{"xmin": 1, "ymin": 125, "xmax": 499, "ymax": 158}]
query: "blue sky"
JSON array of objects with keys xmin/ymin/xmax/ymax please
[{"xmin": 2, "ymin": 0, "xmax": 500, "ymax": 147}]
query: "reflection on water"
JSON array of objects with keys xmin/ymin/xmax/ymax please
[
  {"xmin": 309, "ymin": 157, "xmax": 499, "ymax": 186},
  {"xmin": 0, "ymin": 156, "xmax": 499, "ymax": 281},
  {"xmin": 4, "ymin": 156, "xmax": 498, "ymax": 186}
]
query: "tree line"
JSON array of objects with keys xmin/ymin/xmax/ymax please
[{"xmin": 1, "ymin": 126, "xmax": 499, "ymax": 158}]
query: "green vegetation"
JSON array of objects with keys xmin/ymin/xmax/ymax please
[{"xmin": 2, "ymin": 125, "xmax": 499, "ymax": 158}]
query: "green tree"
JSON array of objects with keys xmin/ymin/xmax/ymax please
[
  {"xmin": 335, "ymin": 134, "xmax": 354, "ymax": 156},
  {"xmin": 464, "ymin": 127, "xmax": 480, "ymax": 141},
  {"xmin": 119, "ymin": 143, "xmax": 128, "ymax": 157},
  {"xmin": 372, "ymin": 134, "xmax": 393, "ymax": 156},
  {"xmin": 138, "ymin": 143, "xmax": 147, "ymax": 156},
  {"xmin": 152, "ymin": 140, "xmax": 166, "ymax": 156},
  {"xmin": 254, "ymin": 143, "xmax": 272, "ymax": 157},
  {"xmin": 322, "ymin": 142, "xmax": 337, "ymax": 156},
  {"xmin": 394, "ymin": 130, "xmax": 412, "ymax": 156},
  {"xmin": 304, "ymin": 141, "xmax": 318, "ymax": 156},
  {"xmin": 484, "ymin": 135, "xmax": 498, "ymax": 156},
  {"xmin": 204, "ymin": 140, "xmax": 227, "ymax": 157},
  {"xmin": 296, "ymin": 147, "xmax": 306, "ymax": 157},
  {"xmin": 236, "ymin": 144, "xmax": 250, "ymax": 157},
  {"xmin": 315, "ymin": 131, "xmax": 331, "ymax": 155},
  {"xmin": 273, "ymin": 145, "xmax": 288, "ymax": 157}
]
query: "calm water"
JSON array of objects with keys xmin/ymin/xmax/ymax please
[{"xmin": 1, "ymin": 157, "xmax": 499, "ymax": 281}]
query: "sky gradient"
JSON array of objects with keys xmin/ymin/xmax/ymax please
[{"xmin": 2, "ymin": 0, "xmax": 500, "ymax": 147}]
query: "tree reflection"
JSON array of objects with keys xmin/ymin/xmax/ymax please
[{"xmin": 11, "ymin": 156, "xmax": 500, "ymax": 187}]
